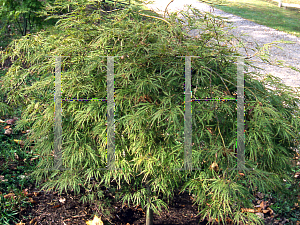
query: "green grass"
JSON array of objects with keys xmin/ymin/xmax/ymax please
[
  {"xmin": 278, "ymin": 0, "xmax": 300, "ymax": 4},
  {"xmin": 199, "ymin": 0, "xmax": 300, "ymax": 37}
]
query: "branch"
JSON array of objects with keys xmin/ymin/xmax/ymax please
[
  {"xmin": 138, "ymin": 13, "xmax": 170, "ymax": 25},
  {"xmin": 164, "ymin": 0, "xmax": 174, "ymax": 19}
]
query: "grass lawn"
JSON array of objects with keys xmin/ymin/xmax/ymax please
[
  {"xmin": 200, "ymin": 0, "xmax": 300, "ymax": 37},
  {"xmin": 279, "ymin": 0, "xmax": 300, "ymax": 4}
]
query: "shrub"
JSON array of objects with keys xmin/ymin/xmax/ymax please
[{"xmin": 1, "ymin": 0, "xmax": 299, "ymax": 224}]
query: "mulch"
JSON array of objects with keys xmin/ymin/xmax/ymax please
[
  {"xmin": 8, "ymin": 173, "xmax": 291, "ymax": 225},
  {"xmin": 15, "ymin": 181, "xmax": 210, "ymax": 225}
]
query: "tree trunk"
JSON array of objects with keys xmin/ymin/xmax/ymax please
[
  {"xmin": 146, "ymin": 205, "xmax": 153, "ymax": 225},
  {"xmin": 23, "ymin": 13, "xmax": 27, "ymax": 36},
  {"xmin": 145, "ymin": 182, "xmax": 153, "ymax": 225}
]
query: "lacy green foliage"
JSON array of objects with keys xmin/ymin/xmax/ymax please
[
  {"xmin": 1, "ymin": 0, "xmax": 300, "ymax": 224},
  {"xmin": 0, "ymin": 68, "xmax": 12, "ymax": 116}
]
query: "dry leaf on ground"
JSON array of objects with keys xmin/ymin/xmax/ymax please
[
  {"xmin": 4, "ymin": 193, "xmax": 16, "ymax": 199},
  {"xmin": 4, "ymin": 128, "xmax": 12, "ymax": 135},
  {"xmin": 86, "ymin": 215, "xmax": 103, "ymax": 225}
]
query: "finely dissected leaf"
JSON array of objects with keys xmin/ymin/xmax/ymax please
[{"xmin": 0, "ymin": 1, "xmax": 299, "ymax": 225}]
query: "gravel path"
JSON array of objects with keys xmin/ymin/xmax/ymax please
[
  {"xmin": 145, "ymin": 0, "xmax": 300, "ymax": 153},
  {"xmin": 144, "ymin": 0, "xmax": 300, "ymax": 97}
]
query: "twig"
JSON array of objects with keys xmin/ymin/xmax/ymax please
[
  {"xmin": 71, "ymin": 214, "xmax": 86, "ymax": 218},
  {"xmin": 216, "ymin": 114, "xmax": 226, "ymax": 149},
  {"xmin": 138, "ymin": 13, "xmax": 170, "ymax": 25},
  {"xmin": 164, "ymin": 0, "xmax": 175, "ymax": 19},
  {"xmin": 98, "ymin": 7, "xmax": 125, "ymax": 13}
]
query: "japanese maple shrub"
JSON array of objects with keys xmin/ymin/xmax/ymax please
[{"xmin": 1, "ymin": 0, "xmax": 300, "ymax": 224}]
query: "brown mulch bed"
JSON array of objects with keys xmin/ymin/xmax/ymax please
[
  {"xmin": 2, "ymin": 151, "xmax": 299, "ymax": 225},
  {"xmin": 15, "ymin": 181, "xmax": 210, "ymax": 225},
  {"xmin": 9, "ymin": 174, "xmax": 289, "ymax": 225}
]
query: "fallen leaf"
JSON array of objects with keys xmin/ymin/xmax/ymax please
[
  {"xmin": 15, "ymin": 222, "xmax": 25, "ymax": 225},
  {"xmin": 59, "ymin": 197, "xmax": 66, "ymax": 203},
  {"xmin": 6, "ymin": 118, "xmax": 17, "ymax": 125},
  {"xmin": 4, "ymin": 125, "xmax": 11, "ymax": 129},
  {"xmin": 0, "ymin": 175, "xmax": 8, "ymax": 182},
  {"xmin": 28, "ymin": 197, "xmax": 37, "ymax": 204},
  {"xmin": 241, "ymin": 208, "xmax": 256, "ymax": 213},
  {"xmin": 4, "ymin": 193, "xmax": 16, "ymax": 199},
  {"xmin": 255, "ymin": 212, "xmax": 264, "ymax": 219},
  {"xmin": 209, "ymin": 162, "xmax": 219, "ymax": 172},
  {"xmin": 260, "ymin": 200, "xmax": 267, "ymax": 210},
  {"xmin": 256, "ymin": 192, "xmax": 264, "ymax": 199},
  {"xmin": 14, "ymin": 139, "xmax": 25, "ymax": 147},
  {"xmin": 266, "ymin": 207, "xmax": 274, "ymax": 215},
  {"xmin": 29, "ymin": 218, "xmax": 36, "ymax": 224},
  {"xmin": 0, "ymin": 119, "xmax": 5, "ymax": 123},
  {"xmin": 254, "ymin": 205, "xmax": 262, "ymax": 212},
  {"xmin": 4, "ymin": 128, "xmax": 12, "ymax": 135},
  {"xmin": 22, "ymin": 189, "xmax": 29, "ymax": 196},
  {"xmin": 262, "ymin": 209, "xmax": 270, "ymax": 214},
  {"xmin": 86, "ymin": 215, "xmax": 104, "ymax": 225},
  {"xmin": 14, "ymin": 152, "xmax": 19, "ymax": 160},
  {"xmin": 30, "ymin": 191, "xmax": 38, "ymax": 197}
]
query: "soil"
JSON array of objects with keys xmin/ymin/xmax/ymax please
[
  {"xmin": 3, "ymin": 168, "xmax": 291, "ymax": 225},
  {"xmin": 14, "ymin": 180, "xmax": 210, "ymax": 225}
]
